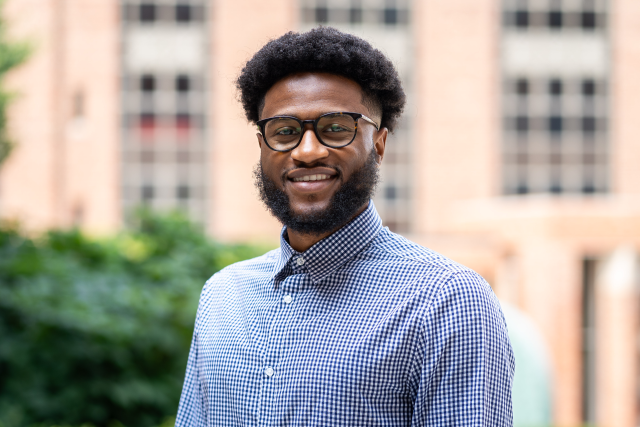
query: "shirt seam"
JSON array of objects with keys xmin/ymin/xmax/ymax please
[{"xmin": 402, "ymin": 270, "xmax": 462, "ymax": 393}]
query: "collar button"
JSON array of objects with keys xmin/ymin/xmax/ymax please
[{"xmin": 296, "ymin": 257, "xmax": 305, "ymax": 266}]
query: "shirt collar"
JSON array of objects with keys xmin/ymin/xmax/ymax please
[{"xmin": 271, "ymin": 200, "xmax": 383, "ymax": 285}]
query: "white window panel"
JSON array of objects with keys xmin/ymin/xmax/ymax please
[{"xmin": 124, "ymin": 27, "xmax": 205, "ymax": 72}]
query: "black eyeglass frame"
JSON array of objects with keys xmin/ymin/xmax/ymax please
[{"xmin": 256, "ymin": 111, "xmax": 380, "ymax": 152}]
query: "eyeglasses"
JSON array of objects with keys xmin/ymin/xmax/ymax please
[{"xmin": 256, "ymin": 111, "xmax": 380, "ymax": 152}]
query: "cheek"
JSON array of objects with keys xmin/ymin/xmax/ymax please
[
  {"xmin": 349, "ymin": 131, "xmax": 375, "ymax": 161},
  {"xmin": 350, "ymin": 139, "xmax": 373, "ymax": 162},
  {"xmin": 260, "ymin": 152, "xmax": 286, "ymax": 183}
]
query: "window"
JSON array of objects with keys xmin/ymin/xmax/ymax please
[
  {"xmin": 515, "ymin": 10, "xmax": 529, "ymax": 28},
  {"xmin": 315, "ymin": 5, "xmax": 329, "ymax": 23},
  {"xmin": 548, "ymin": 10, "xmax": 563, "ymax": 29},
  {"xmin": 548, "ymin": 116, "xmax": 563, "ymax": 135},
  {"xmin": 385, "ymin": 186, "xmax": 397, "ymax": 200},
  {"xmin": 139, "ymin": 3, "xmax": 156, "ymax": 22},
  {"xmin": 122, "ymin": 1, "xmax": 205, "ymax": 23},
  {"xmin": 138, "ymin": 113, "xmax": 156, "ymax": 140},
  {"xmin": 177, "ymin": 185, "xmax": 190, "ymax": 200},
  {"xmin": 503, "ymin": 0, "xmax": 606, "ymax": 31},
  {"xmin": 516, "ymin": 78, "xmax": 529, "ymax": 95},
  {"xmin": 384, "ymin": 7, "xmax": 398, "ymax": 25},
  {"xmin": 516, "ymin": 183, "xmax": 528, "ymax": 194},
  {"xmin": 141, "ymin": 75, "xmax": 156, "ymax": 92},
  {"xmin": 141, "ymin": 185, "xmax": 154, "ymax": 201},
  {"xmin": 176, "ymin": 75, "xmax": 190, "ymax": 92},
  {"xmin": 549, "ymin": 183, "xmax": 562, "ymax": 194},
  {"xmin": 121, "ymin": 1, "xmax": 209, "ymax": 223},
  {"xmin": 502, "ymin": 77, "xmax": 609, "ymax": 194},
  {"xmin": 301, "ymin": 0, "xmax": 409, "ymax": 27},
  {"xmin": 176, "ymin": 4, "xmax": 191, "ymax": 22},
  {"xmin": 502, "ymin": 0, "xmax": 609, "ymax": 195},
  {"xmin": 176, "ymin": 113, "xmax": 191, "ymax": 139},
  {"xmin": 581, "ymin": 11, "xmax": 597, "ymax": 29},
  {"xmin": 582, "ymin": 116, "xmax": 596, "ymax": 135},
  {"xmin": 515, "ymin": 116, "xmax": 529, "ymax": 134},
  {"xmin": 350, "ymin": 5, "xmax": 362, "ymax": 23},
  {"xmin": 582, "ymin": 79, "xmax": 596, "ymax": 96},
  {"xmin": 549, "ymin": 79, "xmax": 562, "ymax": 96}
]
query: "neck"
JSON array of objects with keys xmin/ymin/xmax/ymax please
[{"xmin": 286, "ymin": 203, "xmax": 368, "ymax": 252}]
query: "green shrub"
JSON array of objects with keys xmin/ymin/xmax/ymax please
[{"xmin": 0, "ymin": 209, "xmax": 268, "ymax": 427}]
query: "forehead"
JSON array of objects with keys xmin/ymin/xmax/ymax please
[{"xmin": 261, "ymin": 72, "xmax": 369, "ymax": 119}]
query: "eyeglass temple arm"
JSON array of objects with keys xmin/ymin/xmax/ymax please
[{"xmin": 360, "ymin": 114, "xmax": 380, "ymax": 130}]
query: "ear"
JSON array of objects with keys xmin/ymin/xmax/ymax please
[
  {"xmin": 256, "ymin": 132, "xmax": 263, "ymax": 149},
  {"xmin": 373, "ymin": 127, "xmax": 388, "ymax": 165}
]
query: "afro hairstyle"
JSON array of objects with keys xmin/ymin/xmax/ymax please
[{"xmin": 236, "ymin": 26, "xmax": 406, "ymax": 133}]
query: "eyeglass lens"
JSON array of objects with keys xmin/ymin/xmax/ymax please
[{"xmin": 264, "ymin": 113, "xmax": 357, "ymax": 150}]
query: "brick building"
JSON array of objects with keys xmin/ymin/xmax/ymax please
[{"xmin": 1, "ymin": 0, "xmax": 639, "ymax": 425}]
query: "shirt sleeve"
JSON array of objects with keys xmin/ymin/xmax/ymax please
[
  {"xmin": 410, "ymin": 270, "xmax": 515, "ymax": 426},
  {"xmin": 175, "ymin": 281, "xmax": 212, "ymax": 427}
]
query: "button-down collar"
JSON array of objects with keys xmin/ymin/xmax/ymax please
[{"xmin": 271, "ymin": 200, "xmax": 382, "ymax": 286}]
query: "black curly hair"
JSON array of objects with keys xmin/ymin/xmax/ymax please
[{"xmin": 236, "ymin": 27, "xmax": 406, "ymax": 132}]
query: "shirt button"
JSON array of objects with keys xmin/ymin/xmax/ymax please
[
  {"xmin": 265, "ymin": 367, "xmax": 274, "ymax": 377},
  {"xmin": 296, "ymin": 257, "xmax": 305, "ymax": 266},
  {"xmin": 283, "ymin": 295, "xmax": 292, "ymax": 304}
]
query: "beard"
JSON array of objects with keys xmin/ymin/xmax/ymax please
[{"xmin": 254, "ymin": 148, "xmax": 380, "ymax": 236}]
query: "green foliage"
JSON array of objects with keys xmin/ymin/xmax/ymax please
[
  {"xmin": 0, "ymin": 209, "xmax": 268, "ymax": 427},
  {"xmin": 0, "ymin": 0, "xmax": 32, "ymax": 166}
]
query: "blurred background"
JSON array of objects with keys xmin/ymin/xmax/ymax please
[{"xmin": 0, "ymin": 0, "xmax": 638, "ymax": 426}]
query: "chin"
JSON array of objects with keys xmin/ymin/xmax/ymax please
[{"xmin": 290, "ymin": 200, "xmax": 331, "ymax": 217}]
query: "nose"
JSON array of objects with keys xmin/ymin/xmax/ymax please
[{"xmin": 290, "ymin": 124, "xmax": 330, "ymax": 164}]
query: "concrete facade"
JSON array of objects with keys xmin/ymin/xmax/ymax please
[
  {"xmin": 1, "ymin": 0, "xmax": 120, "ymax": 232},
  {"xmin": 1, "ymin": 0, "xmax": 639, "ymax": 425}
]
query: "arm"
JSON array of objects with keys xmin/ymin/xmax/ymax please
[
  {"xmin": 176, "ymin": 279, "xmax": 214, "ymax": 427},
  {"xmin": 411, "ymin": 271, "xmax": 515, "ymax": 426},
  {"xmin": 175, "ymin": 330, "xmax": 206, "ymax": 427}
]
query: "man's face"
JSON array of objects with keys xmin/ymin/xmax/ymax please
[{"xmin": 255, "ymin": 72, "xmax": 387, "ymax": 235}]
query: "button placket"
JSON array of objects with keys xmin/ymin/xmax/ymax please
[{"xmin": 260, "ymin": 273, "xmax": 302, "ymax": 422}]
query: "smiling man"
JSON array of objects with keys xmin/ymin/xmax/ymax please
[{"xmin": 176, "ymin": 27, "xmax": 514, "ymax": 426}]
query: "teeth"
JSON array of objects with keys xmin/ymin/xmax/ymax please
[{"xmin": 293, "ymin": 174, "xmax": 330, "ymax": 182}]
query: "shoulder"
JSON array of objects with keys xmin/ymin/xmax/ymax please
[
  {"xmin": 203, "ymin": 248, "xmax": 279, "ymax": 289},
  {"xmin": 358, "ymin": 227, "xmax": 497, "ymax": 312},
  {"xmin": 207, "ymin": 248, "xmax": 280, "ymax": 284},
  {"xmin": 196, "ymin": 249, "xmax": 280, "ymax": 313},
  {"xmin": 372, "ymin": 228, "xmax": 501, "ymax": 315},
  {"xmin": 362, "ymin": 227, "xmax": 476, "ymax": 277}
]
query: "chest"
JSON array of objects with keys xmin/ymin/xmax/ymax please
[{"xmin": 197, "ymin": 273, "xmax": 424, "ymax": 426}]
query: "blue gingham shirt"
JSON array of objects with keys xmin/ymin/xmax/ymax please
[{"xmin": 176, "ymin": 202, "xmax": 514, "ymax": 426}]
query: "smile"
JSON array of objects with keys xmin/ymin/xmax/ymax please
[{"xmin": 292, "ymin": 174, "xmax": 332, "ymax": 182}]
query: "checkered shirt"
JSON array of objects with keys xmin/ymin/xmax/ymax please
[{"xmin": 176, "ymin": 201, "xmax": 514, "ymax": 426}]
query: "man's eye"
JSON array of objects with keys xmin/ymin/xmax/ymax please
[
  {"xmin": 275, "ymin": 127, "xmax": 299, "ymax": 136},
  {"xmin": 324, "ymin": 124, "xmax": 347, "ymax": 132}
]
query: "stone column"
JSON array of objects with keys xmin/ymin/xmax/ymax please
[
  {"xmin": 518, "ymin": 239, "xmax": 582, "ymax": 425},
  {"xmin": 596, "ymin": 245, "xmax": 638, "ymax": 427}
]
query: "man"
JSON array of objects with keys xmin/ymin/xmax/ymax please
[{"xmin": 176, "ymin": 27, "xmax": 514, "ymax": 426}]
